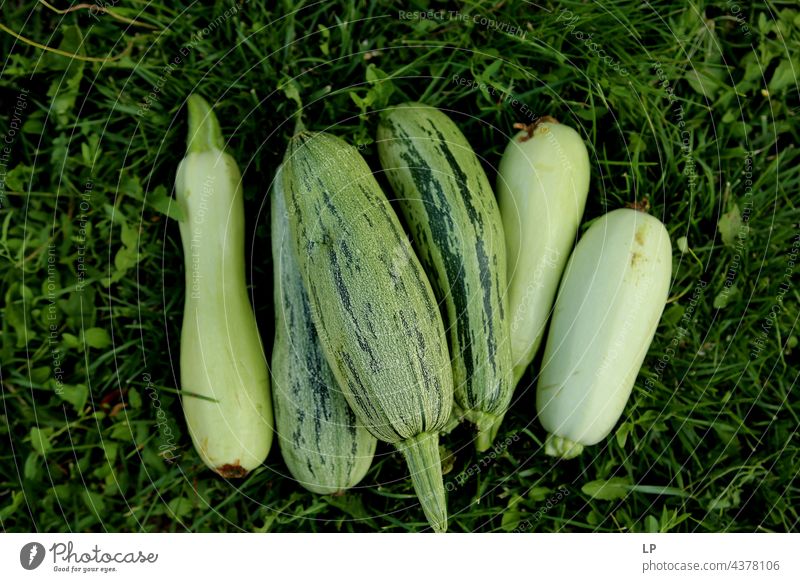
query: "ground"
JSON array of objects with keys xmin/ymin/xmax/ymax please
[{"xmin": 0, "ymin": 1, "xmax": 798, "ymax": 532}]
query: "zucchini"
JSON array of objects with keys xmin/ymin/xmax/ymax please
[
  {"xmin": 174, "ymin": 95, "xmax": 273, "ymax": 477},
  {"xmin": 377, "ymin": 103, "xmax": 513, "ymax": 452},
  {"xmin": 281, "ymin": 131, "xmax": 454, "ymax": 532},
  {"xmin": 536, "ymin": 209, "xmax": 672, "ymax": 458},
  {"xmin": 497, "ymin": 119, "xmax": 590, "ymax": 384},
  {"xmin": 271, "ymin": 165, "xmax": 377, "ymax": 495}
]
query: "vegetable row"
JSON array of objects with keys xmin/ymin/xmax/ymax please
[{"xmin": 172, "ymin": 95, "xmax": 672, "ymax": 532}]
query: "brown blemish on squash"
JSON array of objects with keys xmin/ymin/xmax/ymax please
[
  {"xmin": 631, "ymin": 251, "xmax": 643, "ymax": 267},
  {"xmin": 635, "ymin": 228, "xmax": 646, "ymax": 246},
  {"xmin": 514, "ymin": 115, "xmax": 560, "ymax": 142},
  {"xmin": 217, "ymin": 462, "xmax": 248, "ymax": 478}
]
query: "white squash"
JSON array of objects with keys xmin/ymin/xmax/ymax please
[
  {"xmin": 497, "ymin": 120, "xmax": 590, "ymax": 384},
  {"xmin": 536, "ymin": 209, "xmax": 672, "ymax": 458},
  {"xmin": 175, "ymin": 95, "xmax": 273, "ymax": 476}
]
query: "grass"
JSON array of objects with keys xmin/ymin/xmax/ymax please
[{"xmin": 0, "ymin": 0, "xmax": 798, "ymax": 533}]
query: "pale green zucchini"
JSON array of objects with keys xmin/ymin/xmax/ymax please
[
  {"xmin": 271, "ymin": 165, "xmax": 377, "ymax": 495},
  {"xmin": 497, "ymin": 120, "xmax": 590, "ymax": 385},
  {"xmin": 377, "ymin": 103, "xmax": 513, "ymax": 452},
  {"xmin": 174, "ymin": 95, "xmax": 273, "ymax": 477},
  {"xmin": 281, "ymin": 131, "xmax": 454, "ymax": 532},
  {"xmin": 536, "ymin": 209, "xmax": 672, "ymax": 458}
]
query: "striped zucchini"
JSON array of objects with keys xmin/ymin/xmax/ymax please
[
  {"xmin": 281, "ymin": 131, "xmax": 454, "ymax": 532},
  {"xmin": 271, "ymin": 165, "xmax": 377, "ymax": 494},
  {"xmin": 377, "ymin": 103, "xmax": 514, "ymax": 452}
]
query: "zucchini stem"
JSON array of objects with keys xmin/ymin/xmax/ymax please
[
  {"xmin": 465, "ymin": 409, "xmax": 505, "ymax": 452},
  {"xmin": 513, "ymin": 115, "xmax": 560, "ymax": 141},
  {"xmin": 293, "ymin": 115, "xmax": 306, "ymax": 135},
  {"xmin": 186, "ymin": 94, "xmax": 224, "ymax": 154},
  {"xmin": 397, "ymin": 432, "xmax": 447, "ymax": 533},
  {"xmin": 544, "ymin": 433, "xmax": 584, "ymax": 459}
]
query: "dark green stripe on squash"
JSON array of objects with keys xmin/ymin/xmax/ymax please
[
  {"xmin": 271, "ymin": 165, "xmax": 376, "ymax": 495},
  {"xmin": 377, "ymin": 103, "xmax": 514, "ymax": 451},
  {"xmin": 281, "ymin": 131, "xmax": 453, "ymax": 531}
]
